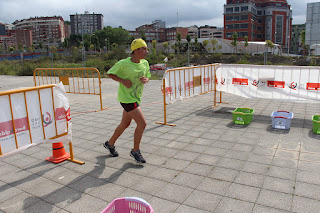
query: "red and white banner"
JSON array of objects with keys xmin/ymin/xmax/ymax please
[
  {"xmin": 0, "ymin": 82, "xmax": 71, "ymax": 158},
  {"xmin": 162, "ymin": 64, "xmax": 320, "ymax": 104},
  {"xmin": 216, "ymin": 64, "xmax": 320, "ymax": 102}
]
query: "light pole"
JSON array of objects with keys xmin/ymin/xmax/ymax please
[{"xmin": 23, "ymin": 29, "xmax": 27, "ymax": 53}]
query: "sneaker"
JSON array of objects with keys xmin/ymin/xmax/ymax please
[
  {"xmin": 130, "ymin": 150, "xmax": 146, "ymax": 163},
  {"xmin": 103, "ymin": 141, "xmax": 119, "ymax": 157}
]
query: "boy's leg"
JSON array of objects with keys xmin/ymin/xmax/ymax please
[
  {"xmin": 128, "ymin": 107, "xmax": 147, "ymax": 151},
  {"xmin": 108, "ymin": 110, "xmax": 132, "ymax": 146}
]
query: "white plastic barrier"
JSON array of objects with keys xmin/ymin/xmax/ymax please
[
  {"xmin": 216, "ymin": 64, "xmax": 320, "ymax": 102},
  {"xmin": 0, "ymin": 83, "xmax": 71, "ymax": 158}
]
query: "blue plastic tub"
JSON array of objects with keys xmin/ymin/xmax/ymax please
[{"xmin": 270, "ymin": 111, "xmax": 294, "ymax": 130}]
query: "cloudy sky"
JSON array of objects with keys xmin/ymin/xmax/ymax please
[{"xmin": 0, "ymin": 0, "xmax": 318, "ymax": 30}]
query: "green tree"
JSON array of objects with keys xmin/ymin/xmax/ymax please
[
  {"xmin": 176, "ymin": 32, "xmax": 181, "ymax": 54},
  {"xmin": 211, "ymin": 38, "xmax": 218, "ymax": 53},
  {"xmin": 194, "ymin": 36, "xmax": 199, "ymax": 51},
  {"xmin": 244, "ymin": 36, "xmax": 249, "ymax": 54},
  {"xmin": 231, "ymin": 32, "xmax": 238, "ymax": 54},
  {"xmin": 300, "ymin": 30, "xmax": 309, "ymax": 55},
  {"xmin": 140, "ymin": 31, "xmax": 146, "ymax": 41},
  {"xmin": 163, "ymin": 42, "xmax": 169, "ymax": 54},
  {"xmin": 203, "ymin": 40, "xmax": 209, "ymax": 52}
]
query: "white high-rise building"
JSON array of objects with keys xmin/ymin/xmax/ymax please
[{"xmin": 306, "ymin": 2, "xmax": 320, "ymax": 46}]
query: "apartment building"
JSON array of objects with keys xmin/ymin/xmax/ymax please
[
  {"xmin": 166, "ymin": 27, "xmax": 188, "ymax": 41},
  {"xmin": 70, "ymin": 11, "xmax": 103, "ymax": 35},
  {"xmin": 199, "ymin": 25, "xmax": 223, "ymax": 38},
  {"xmin": 13, "ymin": 16, "xmax": 65, "ymax": 48},
  {"xmin": 224, "ymin": 0, "xmax": 292, "ymax": 47},
  {"xmin": 306, "ymin": 2, "xmax": 320, "ymax": 47},
  {"xmin": 290, "ymin": 24, "xmax": 305, "ymax": 54},
  {"xmin": 130, "ymin": 24, "xmax": 166, "ymax": 43},
  {"xmin": 0, "ymin": 23, "xmax": 5, "ymax": 35}
]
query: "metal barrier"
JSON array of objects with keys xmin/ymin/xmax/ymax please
[
  {"xmin": 0, "ymin": 84, "xmax": 84, "ymax": 164},
  {"xmin": 156, "ymin": 63, "xmax": 225, "ymax": 126},
  {"xmin": 33, "ymin": 67, "xmax": 105, "ymax": 111}
]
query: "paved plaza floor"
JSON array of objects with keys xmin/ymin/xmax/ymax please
[{"xmin": 1, "ymin": 75, "xmax": 320, "ymax": 212}]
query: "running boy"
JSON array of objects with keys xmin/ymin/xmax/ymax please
[{"xmin": 103, "ymin": 38, "xmax": 150, "ymax": 163}]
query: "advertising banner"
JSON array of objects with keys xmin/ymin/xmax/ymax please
[
  {"xmin": 0, "ymin": 82, "xmax": 71, "ymax": 158},
  {"xmin": 216, "ymin": 64, "xmax": 320, "ymax": 102}
]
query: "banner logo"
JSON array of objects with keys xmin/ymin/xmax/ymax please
[
  {"xmin": 289, "ymin": 82, "xmax": 297, "ymax": 90},
  {"xmin": 267, "ymin": 81, "xmax": 285, "ymax": 88},
  {"xmin": 232, "ymin": 78, "xmax": 248, "ymax": 85},
  {"xmin": 306, "ymin": 83, "xmax": 320, "ymax": 91},
  {"xmin": 252, "ymin": 80, "xmax": 259, "ymax": 87},
  {"xmin": 221, "ymin": 78, "xmax": 225, "ymax": 85},
  {"xmin": 42, "ymin": 112, "xmax": 53, "ymax": 127}
]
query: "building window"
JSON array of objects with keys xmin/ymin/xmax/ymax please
[
  {"xmin": 241, "ymin": 15, "xmax": 248, "ymax": 20},
  {"xmin": 241, "ymin": 24, "xmax": 248, "ymax": 29},
  {"xmin": 226, "ymin": 7, "xmax": 233, "ymax": 13},
  {"xmin": 226, "ymin": 16, "xmax": 233, "ymax": 21},
  {"xmin": 226, "ymin": 25, "xmax": 234, "ymax": 29},
  {"xmin": 275, "ymin": 15, "xmax": 283, "ymax": 43},
  {"xmin": 241, "ymin": 6, "xmax": 248, "ymax": 11},
  {"xmin": 234, "ymin": 15, "xmax": 240, "ymax": 21},
  {"xmin": 257, "ymin": 10, "xmax": 262, "ymax": 15},
  {"xmin": 235, "ymin": 7, "xmax": 239, "ymax": 12},
  {"xmin": 226, "ymin": 33, "xmax": 233, "ymax": 38}
]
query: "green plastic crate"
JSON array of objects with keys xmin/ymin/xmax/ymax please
[
  {"xmin": 312, "ymin": 115, "xmax": 320, "ymax": 134},
  {"xmin": 232, "ymin": 108, "xmax": 254, "ymax": 125}
]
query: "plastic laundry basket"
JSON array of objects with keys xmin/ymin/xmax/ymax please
[
  {"xmin": 312, "ymin": 115, "xmax": 320, "ymax": 134},
  {"xmin": 232, "ymin": 108, "xmax": 254, "ymax": 125},
  {"xmin": 101, "ymin": 197, "xmax": 154, "ymax": 213},
  {"xmin": 270, "ymin": 111, "xmax": 294, "ymax": 130}
]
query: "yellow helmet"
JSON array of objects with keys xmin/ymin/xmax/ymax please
[{"xmin": 131, "ymin": 38, "xmax": 147, "ymax": 52}]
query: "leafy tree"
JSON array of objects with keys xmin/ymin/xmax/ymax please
[
  {"xmin": 176, "ymin": 32, "xmax": 181, "ymax": 54},
  {"xmin": 194, "ymin": 36, "xmax": 199, "ymax": 51},
  {"xmin": 244, "ymin": 36, "xmax": 249, "ymax": 54},
  {"xmin": 163, "ymin": 42, "xmax": 169, "ymax": 54},
  {"xmin": 140, "ymin": 31, "xmax": 146, "ymax": 41},
  {"xmin": 152, "ymin": 40, "xmax": 157, "ymax": 49},
  {"xmin": 231, "ymin": 32, "xmax": 238, "ymax": 54},
  {"xmin": 203, "ymin": 40, "xmax": 209, "ymax": 52},
  {"xmin": 211, "ymin": 38, "xmax": 218, "ymax": 53},
  {"xmin": 300, "ymin": 30, "xmax": 309, "ymax": 55}
]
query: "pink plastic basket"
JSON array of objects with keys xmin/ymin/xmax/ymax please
[{"xmin": 101, "ymin": 197, "xmax": 154, "ymax": 213}]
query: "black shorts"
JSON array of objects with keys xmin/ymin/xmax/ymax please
[{"xmin": 120, "ymin": 102, "xmax": 139, "ymax": 112}]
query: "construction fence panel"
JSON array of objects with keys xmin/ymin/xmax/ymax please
[
  {"xmin": 216, "ymin": 64, "xmax": 320, "ymax": 102},
  {"xmin": 163, "ymin": 64, "xmax": 220, "ymax": 104},
  {"xmin": 34, "ymin": 67, "xmax": 104, "ymax": 110},
  {"xmin": 0, "ymin": 83, "xmax": 71, "ymax": 158}
]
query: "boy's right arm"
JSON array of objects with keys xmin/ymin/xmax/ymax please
[{"xmin": 107, "ymin": 74, "xmax": 132, "ymax": 88}]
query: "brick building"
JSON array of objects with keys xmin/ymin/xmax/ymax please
[
  {"xmin": 224, "ymin": 0, "xmax": 292, "ymax": 48},
  {"xmin": 13, "ymin": 16, "xmax": 66, "ymax": 48}
]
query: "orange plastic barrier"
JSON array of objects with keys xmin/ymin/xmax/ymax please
[
  {"xmin": 156, "ymin": 63, "xmax": 226, "ymax": 126},
  {"xmin": 33, "ymin": 67, "xmax": 105, "ymax": 111}
]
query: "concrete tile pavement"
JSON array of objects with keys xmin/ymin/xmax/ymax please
[{"xmin": 1, "ymin": 76, "xmax": 320, "ymax": 212}]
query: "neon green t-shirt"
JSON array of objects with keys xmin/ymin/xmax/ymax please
[{"xmin": 107, "ymin": 57, "xmax": 151, "ymax": 104}]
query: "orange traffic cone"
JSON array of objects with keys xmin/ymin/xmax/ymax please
[{"xmin": 46, "ymin": 142, "xmax": 70, "ymax": 163}]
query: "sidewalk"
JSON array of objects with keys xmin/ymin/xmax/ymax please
[{"xmin": 1, "ymin": 76, "xmax": 320, "ymax": 212}]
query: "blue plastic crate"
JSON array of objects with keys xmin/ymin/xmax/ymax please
[{"xmin": 270, "ymin": 111, "xmax": 294, "ymax": 130}]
